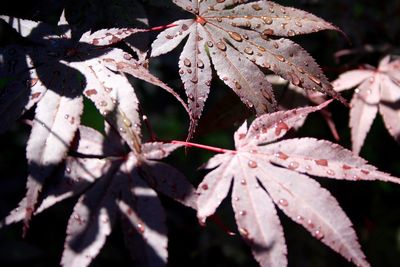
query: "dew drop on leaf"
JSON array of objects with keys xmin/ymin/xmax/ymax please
[
  {"xmin": 251, "ymin": 4, "xmax": 262, "ymax": 11},
  {"xmin": 247, "ymin": 160, "xmax": 258, "ymax": 168},
  {"xmin": 275, "ymin": 151, "xmax": 289, "ymax": 160},
  {"xmin": 137, "ymin": 223, "xmax": 145, "ymax": 234},
  {"xmin": 244, "ymin": 47, "xmax": 254, "ymax": 55},
  {"xmin": 278, "ymin": 199, "xmax": 289, "ymax": 207},
  {"xmin": 216, "ymin": 41, "xmax": 227, "ymax": 51},
  {"xmin": 288, "ymin": 161, "xmax": 299, "ymax": 170},
  {"xmin": 274, "ymin": 120, "xmax": 289, "ymax": 136},
  {"xmin": 183, "ymin": 58, "xmax": 191, "ymax": 67},
  {"xmin": 315, "ymin": 159, "xmax": 328, "ymax": 166},
  {"xmin": 239, "ymin": 227, "xmax": 249, "ymax": 237},
  {"xmin": 308, "ymin": 74, "xmax": 322, "ymax": 85},
  {"xmin": 275, "ymin": 54, "xmax": 286, "ymax": 62},
  {"xmin": 327, "ymin": 169, "xmax": 335, "ymax": 176},
  {"xmin": 228, "ymin": 31, "xmax": 243, "ymax": 42},
  {"xmin": 314, "ymin": 230, "xmax": 324, "ymax": 240}
]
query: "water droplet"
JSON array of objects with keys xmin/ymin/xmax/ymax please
[
  {"xmin": 361, "ymin": 169, "xmax": 370, "ymax": 175},
  {"xmin": 315, "ymin": 159, "xmax": 328, "ymax": 166},
  {"xmin": 233, "ymin": 80, "xmax": 242, "ymax": 90},
  {"xmin": 274, "ymin": 120, "xmax": 289, "ymax": 136},
  {"xmin": 239, "ymin": 210, "xmax": 247, "ymax": 216},
  {"xmin": 137, "ymin": 223, "xmax": 145, "ymax": 234},
  {"xmin": 257, "ymin": 45, "xmax": 266, "ymax": 52},
  {"xmin": 305, "ymin": 165, "xmax": 312, "ymax": 171},
  {"xmin": 295, "ymin": 21, "xmax": 303, "ymax": 27},
  {"xmin": 291, "ymin": 73, "xmax": 301, "ymax": 86},
  {"xmin": 99, "ymin": 101, "xmax": 107, "ymax": 107},
  {"xmin": 201, "ymin": 183, "xmax": 209, "ymax": 190},
  {"xmin": 66, "ymin": 167, "xmax": 71, "ymax": 173},
  {"xmin": 251, "ymin": 4, "xmax": 262, "ymax": 11},
  {"xmin": 228, "ymin": 31, "xmax": 243, "ymax": 42},
  {"xmin": 327, "ymin": 169, "xmax": 335, "ymax": 176},
  {"xmin": 342, "ymin": 164, "xmax": 352, "ymax": 170},
  {"xmin": 314, "ymin": 230, "xmax": 324, "ymax": 240},
  {"xmin": 352, "ymin": 175, "xmax": 361, "ymax": 180},
  {"xmin": 64, "ymin": 114, "xmax": 69, "ymax": 120},
  {"xmin": 296, "ymin": 215, "xmax": 304, "ymax": 221},
  {"xmin": 248, "ymin": 160, "xmax": 258, "ymax": 168},
  {"xmin": 274, "ymin": 151, "xmax": 289, "ymax": 160},
  {"xmin": 288, "ymin": 161, "xmax": 299, "ymax": 170},
  {"xmin": 244, "ymin": 47, "xmax": 253, "ymax": 55},
  {"xmin": 308, "ymin": 74, "xmax": 321, "ymax": 85},
  {"xmin": 191, "ymin": 76, "xmax": 199, "ymax": 83},
  {"xmin": 240, "ymin": 179, "xmax": 247, "ymax": 185},
  {"xmin": 278, "ymin": 198, "xmax": 288, "ymax": 207},
  {"xmin": 261, "ymin": 16, "xmax": 273, "ymax": 25},
  {"xmin": 275, "ymin": 54, "xmax": 285, "ymax": 62},
  {"xmin": 123, "ymin": 117, "xmax": 132, "ymax": 127},
  {"xmin": 287, "ymin": 30, "xmax": 295, "ymax": 36},
  {"xmin": 85, "ymin": 89, "xmax": 98, "ymax": 96},
  {"xmin": 239, "ymin": 228, "xmax": 249, "ymax": 237},
  {"xmin": 307, "ymin": 219, "xmax": 315, "ymax": 228},
  {"xmin": 197, "ymin": 60, "xmax": 204, "ymax": 68},
  {"xmin": 207, "ymin": 41, "xmax": 213, "ymax": 47},
  {"xmin": 183, "ymin": 58, "xmax": 191, "ymax": 67},
  {"xmin": 119, "ymin": 127, "xmax": 126, "ymax": 133},
  {"xmin": 234, "ymin": 197, "xmax": 240, "ymax": 201},
  {"xmin": 216, "ymin": 41, "xmax": 227, "ymax": 51}
]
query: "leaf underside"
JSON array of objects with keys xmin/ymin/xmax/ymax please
[{"xmin": 152, "ymin": 0, "xmax": 343, "ymax": 137}]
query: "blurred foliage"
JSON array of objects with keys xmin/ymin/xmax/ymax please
[{"xmin": 1, "ymin": 0, "xmax": 400, "ymax": 267}]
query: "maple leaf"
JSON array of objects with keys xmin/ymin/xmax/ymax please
[
  {"xmin": 2, "ymin": 125, "xmax": 196, "ymax": 267},
  {"xmin": 151, "ymin": 0, "xmax": 344, "ymax": 138},
  {"xmin": 333, "ymin": 55, "xmax": 400, "ymax": 154},
  {"xmin": 0, "ymin": 14, "xmax": 191, "ymax": 227},
  {"xmin": 194, "ymin": 101, "xmax": 400, "ymax": 267}
]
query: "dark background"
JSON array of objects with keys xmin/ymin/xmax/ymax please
[{"xmin": 1, "ymin": 0, "xmax": 400, "ymax": 266}]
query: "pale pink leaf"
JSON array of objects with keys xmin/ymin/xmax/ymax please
[
  {"xmin": 332, "ymin": 70, "xmax": 374, "ymax": 92},
  {"xmin": 76, "ymin": 48, "xmax": 141, "ymax": 149},
  {"xmin": 264, "ymin": 138, "xmax": 400, "ymax": 184},
  {"xmin": 231, "ymin": 162, "xmax": 287, "ymax": 267},
  {"xmin": 253, "ymin": 164, "xmax": 370, "ymax": 267},
  {"xmin": 379, "ymin": 76, "xmax": 400, "ymax": 142},
  {"xmin": 24, "ymin": 90, "xmax": 83, "ymax": 226},
  {"xmin": 150, "ymin": 20, "xmax": 194, "ymax": 57},
  {"xmin": 194, "ymin": 103, "xmax": 400, "ymax": 266},
  {"xmin": 197, "ymin": 154, "xmax": 234, "ymax": 221},
  {"xmin": 349, "ymin": 77, "xmax": 380, "ymax": 154},
  {"xmin": 333, "ymin": 55, "xmax": 400, "ymax": 153}
]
